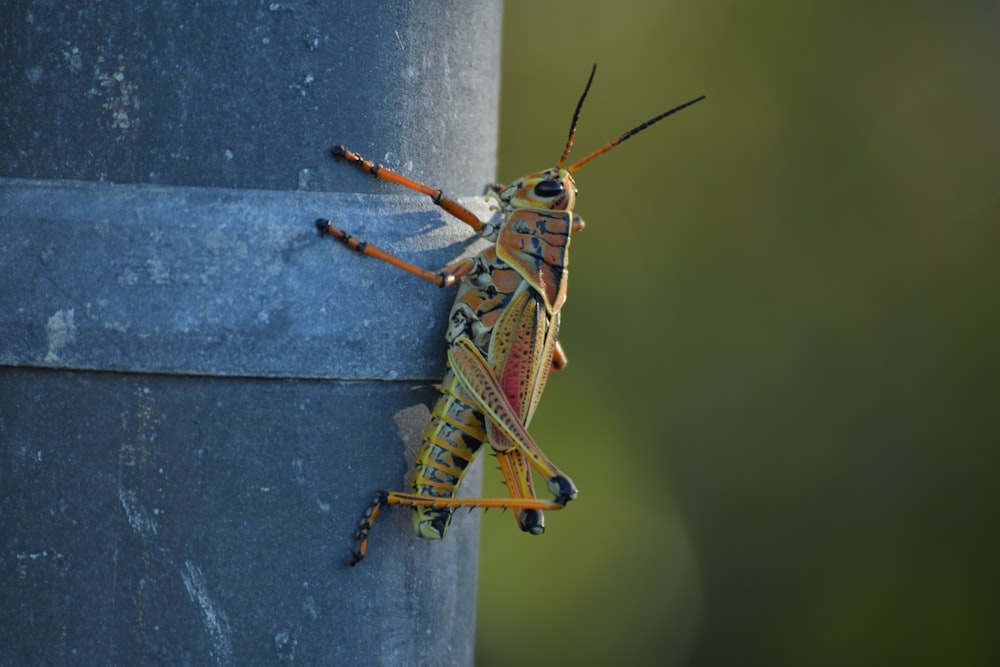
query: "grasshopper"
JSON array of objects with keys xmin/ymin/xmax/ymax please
[{"xmin": 317, "ymin": 65, "xmax": 703, "ymax": 565}]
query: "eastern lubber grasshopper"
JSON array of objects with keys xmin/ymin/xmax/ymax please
[{"xmin": 318, "ymin": 65, "xmax": 703, "ymax": 565}]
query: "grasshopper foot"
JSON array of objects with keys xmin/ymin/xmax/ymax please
[
  {"xmin": 518, "ymin": 508, "xmax": 545, "ymax": 535},
  {"xmin": 548, "ymin": 475, "xmax": 578, "ymax": 506},
  {"xmin": 349, "ymin": 491, "xmax": 389, "ymax": 567}
]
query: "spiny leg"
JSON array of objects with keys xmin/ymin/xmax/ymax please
[
  {"xmin": 449, "ymin": 337, "xmax": 578, "ymax": 504},
  {"xmin": 349, "ymin": 342, "xmax": 574, "ymax": 564},
  {"xmin": 350, "ymin": 490, "xmax": 566, "ymax": 566},
  {"xmin": 496, "ymin": 448, "xmax": 545, "ymax": 534},
  {"xmin": 332, "ymin": 145, "xmax": 487, "ymax": 233},
  {"xmin": 316, "ymin": 218, "xmax": 475, "ymax": 287}
]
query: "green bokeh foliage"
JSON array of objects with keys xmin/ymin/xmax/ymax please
[{"xmin": 478, "ymin": 2, "xmax": 1000, "ymax": 665}]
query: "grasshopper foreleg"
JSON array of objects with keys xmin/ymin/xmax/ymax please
[
  {"xmin": 317, "ymin": 218, "xmax": 475, "ymax": 287},
  {"xmin": 331, "ymin": 145, "xmax": 487, "ymax": 234}
]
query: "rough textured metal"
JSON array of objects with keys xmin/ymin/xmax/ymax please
[
  {"xmin": 1, "ymin": 368, "xmax": 483, "ymax": 665},
  {"xmin": 0, "ymin": 1, "xmax": 501, "ymax": 196},
  {"xmin": 0, "ymin": 178, "xmax": 490, "ymax": 381},
  {"xmin": 1, "ymin": 1, "xmax": 501, "ymax": 665}
]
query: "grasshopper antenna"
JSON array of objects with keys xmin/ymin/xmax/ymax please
[
  {"xmin": 555, "ymin": 64, "xmax": 598, "ymax": 169},
  {"xmin": 567, "ymin": 94, "xmax": 706, "ymax": 173}
]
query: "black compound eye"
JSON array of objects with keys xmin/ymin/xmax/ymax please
[{"xmin": 533, "ymin": 179, "xmax": 565, "ymax": 198}]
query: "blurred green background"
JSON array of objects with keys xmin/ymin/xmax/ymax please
[{"xmin": 478, "ymin": 2, "xmax": 999, "ymax": 665}]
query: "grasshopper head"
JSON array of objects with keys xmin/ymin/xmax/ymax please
[
  {"xmin": 489, "ymin": 65, "xmax": 704, "ymax": 217},
  {"xmin": 494, "ymin": 168, "xmax": 577, "ymax": 212}
]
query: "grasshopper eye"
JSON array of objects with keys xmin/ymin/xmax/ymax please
[{"xmin": 533, "ymin": 180, "xmax": 564, "ymax": 198}]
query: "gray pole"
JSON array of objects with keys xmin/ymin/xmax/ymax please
[{"xmin": 1, "ymin": 2, "xmax": 500, "ymax": 664}]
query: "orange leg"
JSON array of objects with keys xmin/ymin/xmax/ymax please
[
  {"xmin": 449, "ymin": 337, "xmax": 578, "ymax": 503},
  {"xmin": 349, "ymin": 489, "xmax": 565, "ymax": 566},
  {"xmin": 332, "ymin": 145, "xmax": 487, "ymax": 233},
  {"xmin": 496, "ymin": 448, "xmax": 545, "ymax": 534},
  {"xmin": 316, "ymin": 219, "xmax": 475, "ymax": 287}
]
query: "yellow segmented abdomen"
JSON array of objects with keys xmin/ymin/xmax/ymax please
[{"xmin": 411, "ymin": 365, "xmax": 488, "ymax": 539}]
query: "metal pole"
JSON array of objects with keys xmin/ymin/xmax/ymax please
[{"xmin": 1, "ymin": 2, "xmax": 501, "ymax": 664}]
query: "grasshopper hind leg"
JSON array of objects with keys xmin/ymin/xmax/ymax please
[{"xmin": 348, "ymin": 492, "xmax": 457, "ymax": 566}]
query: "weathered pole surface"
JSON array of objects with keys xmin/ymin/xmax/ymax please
[{"xmin": 1, "ymin": 2, "xmax": 501, "ymax": 664}]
